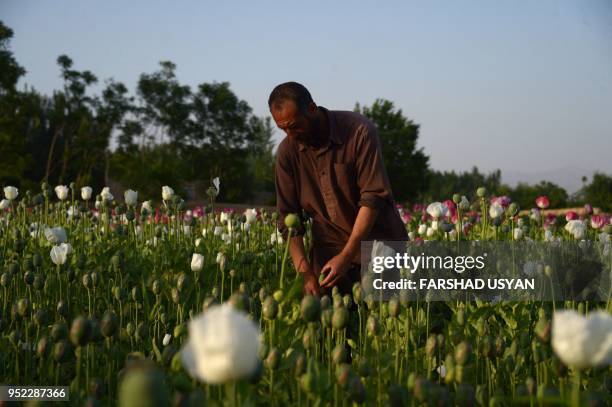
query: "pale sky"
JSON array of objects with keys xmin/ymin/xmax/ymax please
[{"xmin": 2, "ymin": 1, "xmax": 611, "ymax": 191}]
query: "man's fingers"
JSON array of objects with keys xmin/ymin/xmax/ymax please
[{"xmin": 320, "ymin": 269, "xmax": 336, "ymax": 287}]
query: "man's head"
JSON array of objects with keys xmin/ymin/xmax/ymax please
[{"xmin": 268, "ymin": 82, "xmax": 322, "ymax": 145}]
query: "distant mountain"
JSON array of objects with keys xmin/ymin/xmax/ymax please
[{"xmin": 501, "ymin": 166, "xmax": 605, "ymax": 195}]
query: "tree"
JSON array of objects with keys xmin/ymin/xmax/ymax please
[
  {"xmin": 425, "ymin": 167, "xmax": 502, "ymax": 202},
  {"xmin": 578, "ymin": 172, "xmax": 611, "ymax": 212},
  {"xmin": 354, "ymin": 99, "xmax": 429, "ymax": 202},
  {"xmin": 0, "ymin": 20, "xmax": 26, "ymax": 93}
]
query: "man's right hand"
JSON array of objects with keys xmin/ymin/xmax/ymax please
[{"xmin": 302, "ymin": 272, "xmax": 321, "ymax": 297}]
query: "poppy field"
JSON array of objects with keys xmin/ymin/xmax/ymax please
[{"xmin": 0, "ymin": 182, "xmax": 611, "ymax": 406}]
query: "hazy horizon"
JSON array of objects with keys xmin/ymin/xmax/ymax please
[{"xmin": 2, "ymin": 0, "xmax": 611, "ymax": 192}]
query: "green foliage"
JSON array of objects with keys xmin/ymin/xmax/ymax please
[
  {"xmin": 577, "ymin": 172, "xmax": 612, "ymax": 212},
  {"xmin": 424, "ymin": 167, "xmax": 502, "ymax": 203},
  {"xmin": 498, "ymin": 181, "xmax": 568, "ymax": 209},
  {"xmin": 355, "ymin": 99, "xmax": 429, "ymax": 202}
]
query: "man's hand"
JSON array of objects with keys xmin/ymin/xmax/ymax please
[
  {"xmin": 302, "ymin": 271, "xmax": 321, "ymax": 297},
  {"xmin": 320, "ymin": 253, "xmax": 351, "ymax": 288}
]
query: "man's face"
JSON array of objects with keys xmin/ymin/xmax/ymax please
[{"xmin": 271, "ymin": 100, "xmax": 318, "ymax": 145}]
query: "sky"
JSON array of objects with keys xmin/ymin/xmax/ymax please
[{"xmin": 2, "ymin": 0, "xmax": 611, "ymax": 192}]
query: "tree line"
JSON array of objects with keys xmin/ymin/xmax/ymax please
[{"xmin": 1, "ymin": 21, "xmax": 609, "ymax": 211}]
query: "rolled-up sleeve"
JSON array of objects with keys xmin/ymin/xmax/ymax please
[
  {"xmin": 275, "ymin": 143, "xmax": 306, "ymax": 239},
  {"xmin": 355, "ymin": 123, "xmax": 393, "ymax": 210}
]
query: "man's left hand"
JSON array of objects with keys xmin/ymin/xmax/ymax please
[{"xmin": 320, "ymin": 253, "xmax": 352, "ymax": 288}]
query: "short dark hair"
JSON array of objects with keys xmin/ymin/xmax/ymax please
[{"xmin": 268, "ymin": 82, "xmax": 314, "ymax": 113}]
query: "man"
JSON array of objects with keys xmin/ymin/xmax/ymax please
[{"xmin": 270, "ymin": 82, "xmax": 408, "ymax": 296}]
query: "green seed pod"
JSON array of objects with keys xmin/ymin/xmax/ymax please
[
  {"xmin": 336, "ymin": 363, "xmax": 354, "ymax": 389},
  {"xmin": 9, "ymin": 329, "xmax": 21, "ymax": 345},
  {"xmin": 302, "ymin": 329, "xmax": 314, "ymax": 350},
  {"xmin": 101, "ymin": 311, "xmax": 119, "ymax": 338},
  {"xmin": 366, "ymin": 315, "xmax": 380, "ymax": 337},
  {"xmin": 258, "ymin": 287, "xmax": 269, "ymax": 303},
  {"xmin": 135, "ymin": 322, "xmax": 147, "ymax": 341},
  {"xmin": 273, "ymin": 290, "xmax": 283, "ymax": 302},
  {"xmin": 34, "ymin": 308, "xmax": 48, "ymax": 326},
  {"xmin": 90, "ymin": 271, "xmax": 100, "ymax": 288},
  {"xmin": 454, "ymin": 341, "xmax": 472, "ymax": 365},
  {"xmin": 113, "ymin": 286, "xmax": 127, "ymax": 302},
  {"xmin": 131, "ymin": 286, "xmax": 142, "ymax": 302},
  {"xmin": 82, "ymin": 273, "xmax": 92, "ymax": 289},
  {"xmin": 51, "ymin": 323, "xmax": 68, "ymax": 341},
  {"xmin": 229, "ymin": 292, "xmax": 250, "ymax": 312},
  {"xmin": 535, "ymin": 317, "xmax": 550, "ymax": 343},
  {"xmin": 436, "ymin": 334, "xmax": 445, "ymax": 349},
  {"xmin": 413, "ymin": 377, "xmax": 431, "ymax": 402},
  {"xmin": 320, "ymin": 295, "xmax": 331, "ymax": 310},
  {"xmin": 356, "ymin": 355, "xmax": 371, "ymax": 377},
  {"xmin": 70, "ymin": 316, "xmax": 92, "ymax": 347},
  {"xmin": 284, "ymin": 213, "xmax": 300, "ymax": 229},
  {"xmin": 37, "ymin": 336, "xmax": 51, "ymax": 358},
  {"xmin": 343, "ymin": 294, "xmax": 353, "ymax": 309},
  {"xmin": 456, "ymin": 308, "xmax": 465, "ymax": 327},
  {"xmin": 321, "ymin": 308, "xmax": 333, "ymax": 328},
  {"xmin": 33, "ymin": 253, "xmax": 43, "ymax": 268},
  {"xmin": 494, "ymin": 336, "xmax": 505, "ymax": 357},
  {"xmin": 176, "ymin": 273, "xmax": 190, "ymax": 292},
  {"xmin": 33, "ymin": 274, "xmax": 45, "ymax": 290},
  {"xmin": 480, "ymin": 336, "xmax": 493, "ymax": 358},
  {"xmin": 118, "ymin": 362, "xmax": 170, "ymax": 407},
  {"xmin": 23, "ymin": 271, "xmax": 35, "ymax": 285},
  {"xmin": 426, "ymin": 335, "xmax": 437, "ymax": 356},
  {"xmin": 171, "ymin": 288, "xmax": 180, "ymax": 304},
  {"xmin": 265, "ymin": 347, "xmax": 281, "ymax": 370},
  {"xmin": 161, "ymin": 345, "xmax": 177, "ymax": 367},
  {"xmin": 262, "ymin": 296, "xmax": 279, "ymax": 320},
  {"xmin": 332, "ymin": 344, "xmax": 349, "ymax": 365},
  {"xmin": 0, "ymin": 272, "xmax": 10, "ymax": 287},
  {"xmin": 17, "ymin": 298, "xmax": 31, "ymax": 317},
  {"xmin": 294, "ymin": 352, "xmax": 306, "ymax": 377},
  {"xmin": 173, "ymin": 324, "xmax": 187, "ymax": 339},
  {"xmin": 23, "ymin": 258, "xmax": 34, "ymax": 272},
  {"xmin": 53, "ymin": 340, "xmax": 74, "ymax": 363},
  {"xmin": 332, "ymin": 306, "xmax": 349, "ymax": 330},
  {"xmin": 352, "ymin": 282, "xmax": 362, "ymax": 303},
  {"xmin": 300, "ymin": 296, "xmax": 321, "ymax": 322},
  {"xmin": 476, "ymin": 187, "xmax": 487, "ymax": 198},
  {"xmin": 151, "ymin": 279, "xmax": 162, "ymax": 296},
  {"xmin": 8, "ymin": 262, "xmax": 19, "ymax": 275},
  {"xmin": 56, "ymin": 300, "xmax": 69, "ymax": 318}
]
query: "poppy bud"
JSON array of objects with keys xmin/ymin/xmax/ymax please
[
  {"xmin": 454, "ymin": 341, "xmax": 472, "ymax": 365},
  {"xmin": 70, "ymin": 316, "xmax": 92, "ymax": 346},
  {"xmin": 300, "ymin": 295, "xmax": 321, "ymax": 322},
  {"xmin": 17, "ymin": 298, "xmax": 31, "ymax": 317},
  {"xmin": 262, "ymin": 296, "xmax": 278, "ymax": 320},
  {"xmin": 284, "ymin": 213, "xmax": 300, "ymax": 229},
  {"xmin": 332, "ymin": 306, "xmax": 349, "ymax": 330},
  {"xmin": 53, "ymin": 340, "xmax": 74, "ymax": 363},
  {"xmin": 265, "ymin": 347, "xmax": 281, "ymax": 370},
  {"xmin": 101, "ymin": 311, "xmax": 119, "ymax": 338},
  {"xmin": 332, "ymin": 344, "xmax": 349, "ymax": 365},
  {"xmin": 366, "ymin": 315, "xmax": 380, "ymax": 337}
]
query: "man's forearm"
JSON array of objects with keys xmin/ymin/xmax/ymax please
[
  {"xmin": 289, "ymin": 235, "xmax": 311, "ymax": 275},
  {"xmin": 340, "ymin": 206, "xmax": 379, "ymax": 261}
]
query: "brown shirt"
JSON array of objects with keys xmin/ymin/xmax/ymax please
[{"xmin": 275, "ymin": 106, "xmax": 408, "ymax": 279}]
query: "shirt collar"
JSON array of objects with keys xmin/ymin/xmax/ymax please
[{"xmin": 298, "ymin": 106, "xmax": 342, "ymax": 152}]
